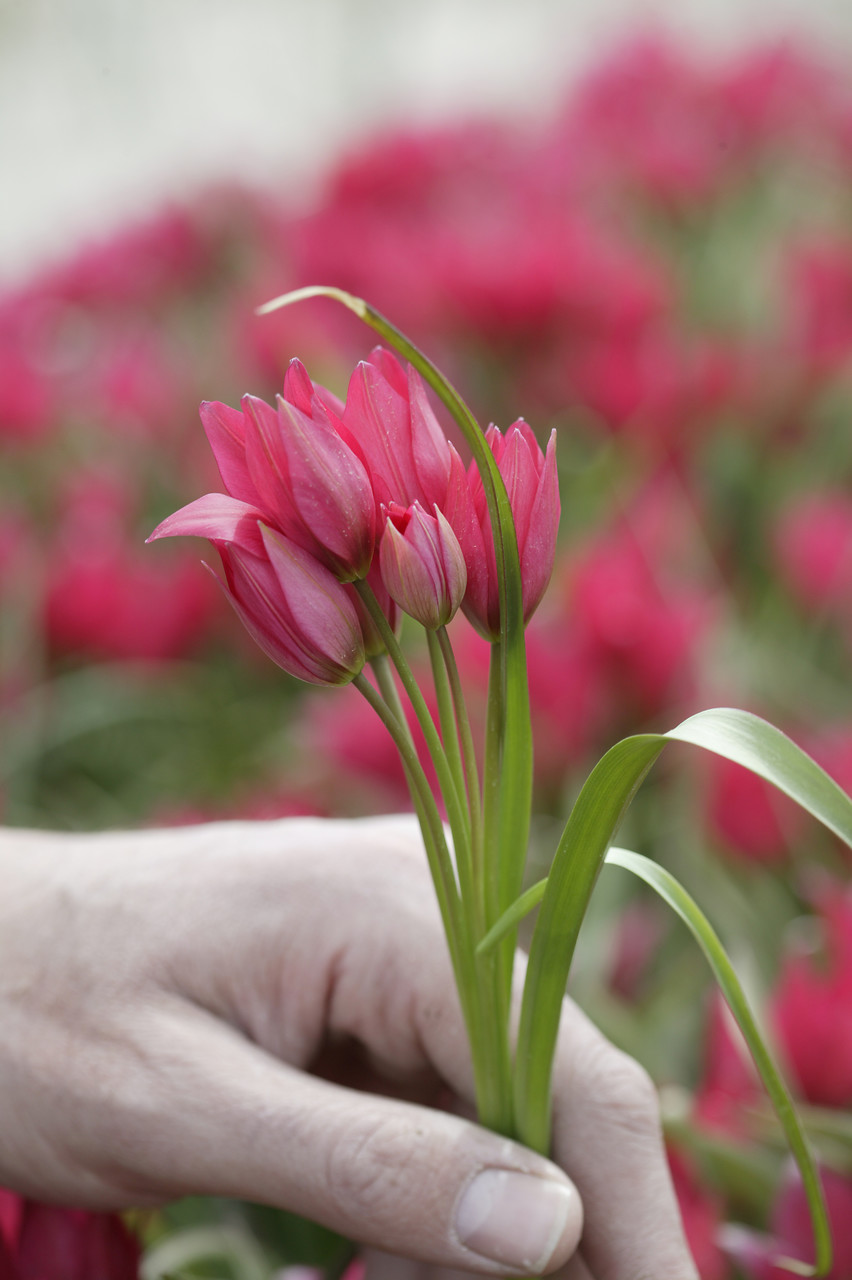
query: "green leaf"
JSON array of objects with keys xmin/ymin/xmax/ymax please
[
  {"xmin": 606, "ymin": 846, "xmax": 831, "ymax": 1278},
  {"xmin": 477, "ymin": 877, "xmax": 546, "ymax": 955},
  {"xmin": 513, "ymin": 709, "xmax": 852, "ymax": 1163}
]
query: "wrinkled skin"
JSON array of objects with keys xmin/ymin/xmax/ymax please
[{"xmin": 0, "ymin": 817, "xmax": 697, "ymax": 1280}]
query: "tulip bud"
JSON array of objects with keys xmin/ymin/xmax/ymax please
[
  {"xmin": 458, "ymin": 421, "xmax": 559, "ymax": 640},
  {"xmin": 379, "ymin": 502, "xmax": 467, "ymax": 630},
  {"xmin": 148, "ymin": 494, "xmax": 366, "ymax": 686}
]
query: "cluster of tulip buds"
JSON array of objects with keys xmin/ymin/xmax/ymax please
[{"xmin": 149, "ymin": 346, "xmax": 559, "ymax": 682}]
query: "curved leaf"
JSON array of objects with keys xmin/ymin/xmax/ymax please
[
  {"xmin": 514, "ymin": 709, "xmax": 852, "ymax": 1158},
  {"xmin": 606, "ymin": 846, "xmax": 831, "ymax": 1277}
]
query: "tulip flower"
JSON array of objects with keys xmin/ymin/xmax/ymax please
[
  {"xmin": 0, "ymin": 1188, "xmax": 139, "ymax": 1280},
  {"xmin": 771, "ymin": 887, "xmax": 852, "ymax": 1108},
  {"xmin": 722, "ymin": 1164, "xmax": 852, "ymax": 1280},
  {"xmin": 343, "ymin": 346, "xmax": 462, "ymax": 512},
  {"xmin": 456, "ymin": 420, "xmax": 559, "ymax": 640},
  {"xmin": 148, "ymin": 494, "xmax": 365, "ymax": 686},
  {"xmin": 379, "ymin": 501, "xmax": 467, "ymax": 629},
  {"xmin": 200, "ymin": 358, "xmax": 375, "ymax": 581}
]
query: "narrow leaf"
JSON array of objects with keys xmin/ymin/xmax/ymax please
[
  {"xmin": 477, "ymin": 878, "xmax": 547, "ymax": 955},
  {"xmin": 606, "ymin": 846, "xmax": 831, "ymax": 1278},
  {"xmin": 514, "ymin": 709, "xmax": 852, "ymax": 1159}
]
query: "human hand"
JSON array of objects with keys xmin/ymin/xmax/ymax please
[{"xmin": 0, "ymin": 817, "xmax": 696, "ymax": 1278}]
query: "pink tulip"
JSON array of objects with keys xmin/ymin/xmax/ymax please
[
  {"xmin": 342, "ymin": 347, "xmax": 462, "ymax": 512},
  {"xmin": 200, "ymin": 358, "xmax": 375, "ymax": 582},
  {"xmin": 0, "ymin": 1188, "xmax": 139, "ymax": 1280},
  {"xmin": 379, "ymin": 502, "xmax": 467, "ymax": 629},
  {"xmin": 456, "ymin": 421, "xmax": 559, "ymax": 640},
  {"xmin": 148, "ymin": 494, "xmax": 365, "ymax": 686},
  {"xmin": 771, "ymin": 886, "xmax": 852, "ymax": 1108},
  {"xmin": 667, "ymin": 1149, "xmax": 730, "ymax": 1280},
  {"xmin": 722, "ymin": 1164, "xmax": 852, "ymax": 1280}
]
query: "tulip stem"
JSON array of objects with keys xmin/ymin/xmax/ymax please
[
  {"xmin": 371, "ymin": 655, "xmax": 414, "ymax": 751},
  {"xmin": 427, "ymin": 628, "xmax": 475, "ymax": 906},
  {"xmin": 483, "ymin": 640, "xmax": 515, "ymax": 1032},
  {"xmin": 435, "ymin": 626, "xmax": 484, "ymax": 911},
  {"xmin": 353, "ymin": 671, "xmax": 511, "ymax": 1133},
  {"xmin": 353, "ymin": 580, "xmax": 470, "ymax": 869},
  {"xmin": 353, "ymin": 671, "xmax": 462, "ymax": 956}
]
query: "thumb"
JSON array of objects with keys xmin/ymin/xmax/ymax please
[{"xmin": 122, "ymin": 1003, "xmax": 584, "ymax": 1276}]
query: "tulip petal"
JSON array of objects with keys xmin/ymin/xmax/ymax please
[
  {"xmin": 199, "ymin": 401, "xmax": 257, "ymax": 505},
  {"xmin": 407, "ymin": 366, "xmax": 452, "ymax": 508},
  {"xmin": 260, "ymin": 526, "xmax": 365, "ymax": 679},
  {"xmin": 242, "ymin": 393, "xmax": 295, "ymax": 531},
  {"xmin": 344, "ymin": 361, "xmax": 416, "ymax": 507},
  {"xmin": 147, "ymin": 493, "xmax": 265, "ymax": 556},
  {"xmin": 275, "ymin": 396, "xmax": 376, "ymax": 579}
]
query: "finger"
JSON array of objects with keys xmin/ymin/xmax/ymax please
[
  {"xmin": 403, "ymin": 958, "xmax": 695, "ymax": 1280},
  {"xmin": 549, "ymin": 1002, "xmax": 698, "ymax": 1280},
  {"xmin": 98, "ymin": 1000, "xmax": 583, "ymax": 1277},
  {"xmin": 362, "ymin": 1244, "xmax": 597, "ymax": 1280}
]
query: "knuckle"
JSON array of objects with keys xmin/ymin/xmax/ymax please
[
  {"xmin": 587, "ymin": 1046, "xmax": 662, "ymax": 1140},
  {"xmin": 325, "ymin": 1109, "xmax": 421, "ymax": 1221}
]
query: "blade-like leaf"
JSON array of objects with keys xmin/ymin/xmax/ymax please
[
  {"xmin": 514, "ymin": 709, "xmax": 852, "ymax": 1159},
  {"xmin": 669, "ymin": 708, "xmax": 852, "ymax": 845},
  {"xmin": 606, "ymin": 846, "xmax": 831, "ymax": 1278},
  {"xmin": 477, "ymin": 877, "xmax": 547, "ymax": 955}
]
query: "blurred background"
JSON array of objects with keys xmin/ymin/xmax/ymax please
[{"xmin": 3, "ymin": 2, "xmax": 852, "ymax": 1277}]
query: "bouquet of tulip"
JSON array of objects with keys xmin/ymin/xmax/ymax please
[{"xmin": 149, "ymin": 285, "xmax": 852, "ymax": 1277}]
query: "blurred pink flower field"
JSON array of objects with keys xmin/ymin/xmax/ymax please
[{"xmin": 3, "ymin": 35, "xmax": 852, "ymax": 1280}]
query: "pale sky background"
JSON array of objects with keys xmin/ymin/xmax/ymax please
[{"xmin": 3, "ymin": 0, "xmax": 852, "ymax": 283}]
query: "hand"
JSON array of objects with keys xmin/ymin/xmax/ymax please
[{"xmin": 0, "ymin": 817, "xmax": 696, "ymax": 1278}]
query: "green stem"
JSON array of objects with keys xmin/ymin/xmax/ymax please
[
  {"xmin": 354, "ymin": 671, "xmax": 510, "ymax": 1132},
  {"xmin": 354, "ymin": 581, "xmax": 469, "ymax": 863},
  {"xmin": 427, "ymin": 630, "xmax": 474, "ymax": 907},
  {"xmin": 436, "ymin": 626, "xmax": 483, "ymax": 900},
  {"xmin": 353, "ymin": 672, "xmax": 463, "ymax": 980},
  {"xmin": 371, "ymin": 655, "xmax": 413, "ymax": 749},
  {"xmin": 483, "ymin": 642, "xmax": 504, "ymax": 927}
]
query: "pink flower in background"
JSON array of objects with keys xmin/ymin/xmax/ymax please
[
  {"xmin": 784, "ymin": 238, "xmax": 852, "ymax": 372},
  {"xmin": 703, "ymin": 754, "xmax": 804, "ymax": 865},
  {"xmin": 667, "ymin": 1150, "xmax": 730, "ymax": 1280},
  {"xmin": 45, "ymin": 472, "xmax": 216, "ymax": 663},
  {"xmin": 694, "ymin": 993, "xmax": 761, "ymax": 1139},
  {"xmin": 457, "ymin": 421, "xmax": 559, "ymax": 639},
  {"xmin": 149, "ymin": 495, "xmax": 366, "ymax": 686},
  {"xmin": 773, "ymin": 491, "xmax": 852, "ymax": 618},
  {"xmin": 771, "ymin": 885, "xmax": 852, "ymax": 1109},
  {"xmin": 379, "ymin": 502, "xmax": 467, "ymax": 629},
  {"xmin": 0, "ymin": 1189, "xmax": 139, "ymax": 1280},
  {"xmin": 568, "ymin": 525, "xmax": 713, "ymax": 720},
  {"xmin": 606, "ymin": 898, "xmax": 667, "ymax": 1002},
  {"xmin": 522, "ymin": 620, "xmax": 607, "ymax": 787},
  {"xmin": 723, "ymin": 1164, "xmax": 852, "ymax": 1280},
  {"xmin": 563, "ymin": 39, "xmax": 741, "ymax": 209}
]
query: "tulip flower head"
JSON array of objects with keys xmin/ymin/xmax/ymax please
[
  {"xmin": 148, "ymin": 494, "xmax": 365, "ymax": 686},
  {"xmin": 379, "ymin": 501, "xmax": 467, "ymax": 629},
  {"xmin": 201, "ymin": 359, "xmax": 375, "ymax": 582},
  {"xmin": 343, "ymin": 347, "xmax": 461, "ymax": 513},
  {"xmin": 457, "ymin": 420, "xmax": 560, "ymax": 639}
]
